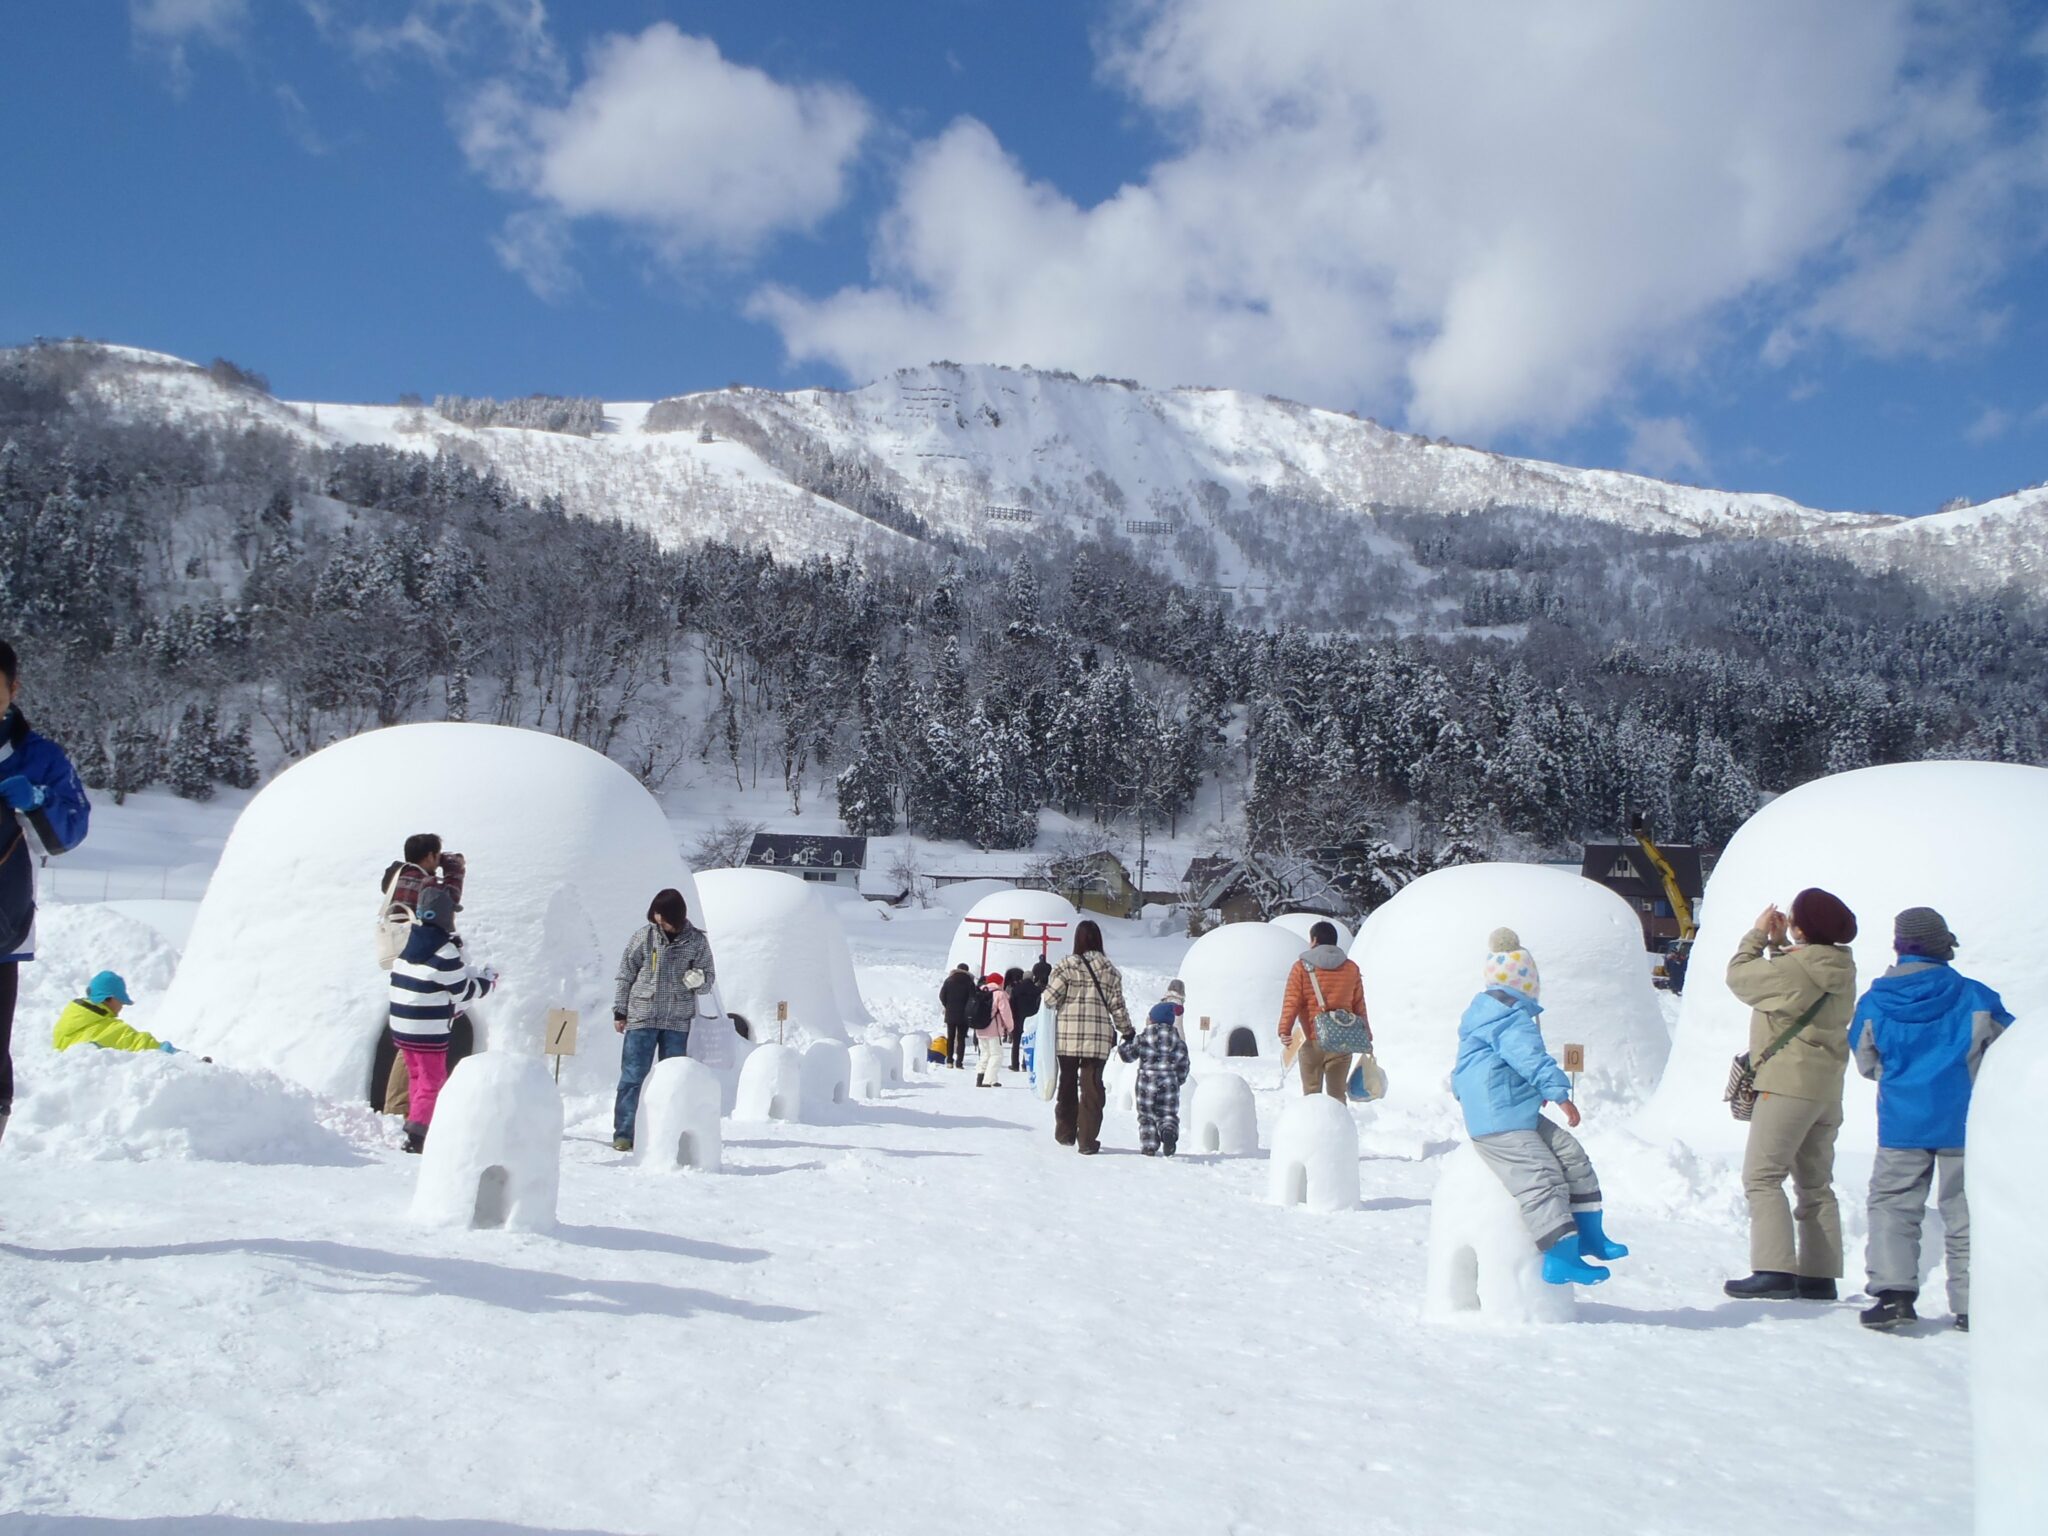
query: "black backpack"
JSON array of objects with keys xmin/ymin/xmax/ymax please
[
  {"xmin": 965, "ymin": 989, "xmax": 993, "ymax": 1031},
  {"xmin": 1010, "ymin": 978, "xmax": 1041, "ymax": 1020}
]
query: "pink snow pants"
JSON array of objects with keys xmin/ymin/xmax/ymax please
[{"xmin": 400, "ymin": 1045, "xmax": 451, "ymax": 1127}]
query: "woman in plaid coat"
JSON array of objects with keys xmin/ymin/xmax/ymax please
[{"xmin": 1041, "ymin": 920, "xmax": 1132, "ymax": 1155}]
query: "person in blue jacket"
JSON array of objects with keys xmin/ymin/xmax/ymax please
[
  {"xmin": 1849, "ymin": 906, "xmax": 2013, "ymax": 1333},
  {"xmin": 0, "ymin": 640, "xmax": 93, "ymax": 1144},
  {"xmin": 1453, "ymin": 927, "xmax": 1629, "ymax": 1286}
]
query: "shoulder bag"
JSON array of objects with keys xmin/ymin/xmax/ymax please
[
  {"xmin": 1306, "ymin": 965, "xmax": 1374, "ymax": 1055},
  {"xmin": 1724, "ymin": 989, "xmax": 1829, "ymax": 1121}
]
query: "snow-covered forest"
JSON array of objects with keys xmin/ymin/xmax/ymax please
[{"xmin": 5, "ymin": 341, "xmax": 2045, "ymax": 894}]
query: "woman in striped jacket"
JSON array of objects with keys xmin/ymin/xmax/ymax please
[{"xmin": 388, "ymin": 884, "xmax": 497, "ymax": 1152}]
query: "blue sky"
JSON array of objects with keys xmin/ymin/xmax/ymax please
[{"xmin": 3, "ymin": 1, "xmax": 2046, "ymax": 517}]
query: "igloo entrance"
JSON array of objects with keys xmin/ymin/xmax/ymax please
[{"xmin": 1225, "ymin": 1027, "xmax": 1258, "ymax": 1057}]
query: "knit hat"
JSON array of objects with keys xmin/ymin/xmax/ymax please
[
  {"xmin": 1148, "ymin": 1001, "xmax": 1179, "ymax": 1026},
  {"xmin": 417, "ymin": 884, "xmax": 457, "ymax": 931},
  {"xmin": 1488, "ymin": 927, "xmax": 1521, "ymax": 954},
  {"xmin": 1483, "ymin": 945, "xmax": 1541, "ymax": 1003},
  {"xmin": 984, "ymin": 972, "xmax": 1005, "ymax": 986},
  {"xmin": 1894, "ymin": 906, "xmax": 1957, "ymax": 962},
  {"xmin": 86, "ymin": 970, "xmax": 132, "ymax": 1006},
  {"xmin": 1790, "ymin": 888, "xmax": 1858, "ymax": 947},
  {"xmin": 1163, "ymin": 979, "xmax": 1186, "ymax": 1008}
]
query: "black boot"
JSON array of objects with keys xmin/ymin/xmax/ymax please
[
  {"xmin": 1859, "ymin": 1292, "xmax": 1918, "ymax": 1331},
  {"xmin": 1794, "ymin": 1277, "xmax": 1838, "ymax": 1301},
  {"xmin": 1723, "ymin": 1271, "xmax": 1797, "ymax": 1300},
  {"xmin": 1955, "ymin": 1313, "xmax": 1969, "ymax": 1333},
  {"xmin": 401, "ymin": 1122, "xmax": 425, "ymax": 1155},
  {"xmin": 1161, "ymin": 1136, "xmax": 1177, "ymax": 1157}
]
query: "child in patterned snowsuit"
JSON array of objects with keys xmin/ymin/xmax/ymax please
[{"xmin": 1117, "ymin": 999, "xmax": 1192, "ymax": 1156}]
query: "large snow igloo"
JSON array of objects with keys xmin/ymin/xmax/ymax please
[
  {"xmin": 943, "ymin": 888, "xmax": 1080, "ymax": 980},
  {"xmin": 154, "ymin": 723, "xmax": 698, "ymax": 1104},
  {"xmin": 1640, "ymin": 760, "xmax": 2048, "ymax": 1160},
  {"xmin": 1182, "ymin": 922, "xmax": 1306, "ymax": 1059},
  {"xmin": 692, "ymin": 868, "xmax": 869, "ymax": 1049},
  {"xmin": 1350, "ymin": 863, "xmax": 1669, "ymax": 1120}
]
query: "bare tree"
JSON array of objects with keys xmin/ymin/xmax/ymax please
[{"xmin": 690, "ymin": 816, "xmax": 766, "ymax": 871}]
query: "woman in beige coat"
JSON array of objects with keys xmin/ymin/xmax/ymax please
[{"xmin": 1722, "ymin": 887, "xmax": 1859, "ymax": 1301}]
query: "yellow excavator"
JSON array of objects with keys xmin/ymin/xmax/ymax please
[{"xmin": 1628, "ymin": 813, "xmax": 1697, "ymax": 992}]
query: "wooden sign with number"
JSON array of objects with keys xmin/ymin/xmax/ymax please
[
  {"xmin": 777, "ymin": 1001, "xmax": 789, "ymax": 1022},
  {"xmin": 1561, "ymin": 1043, "xmax": 1585, "ymax": 1073},
  {"xmin": 544, "ymin": 1009, "xmax": 579, "ymax": 1057},
  {"xmin": 1008, "ymin": 918, "xmax": 1026, "ymax": 939},
  {"xmin": 1200, "ymin": 1015, "xmax": 1211, "ymax": 1032}
]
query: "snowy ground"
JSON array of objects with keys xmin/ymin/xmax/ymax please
[{"xmin": 1, "ymin": 796, "xmax": 1972, "ymax": 1534}]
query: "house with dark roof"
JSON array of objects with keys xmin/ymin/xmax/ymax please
[
  {"xmin": 746, "ymin": 832, "xmax": 868, "ymax": 891},
  {"xmin": 1580, "ymin": 841, "xmax": 1708, "ymax": 949}
]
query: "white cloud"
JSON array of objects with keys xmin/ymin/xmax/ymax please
[
  {"xmin": 130, "ymin": 0, "xmax": 248, "ymax": 91},
  {"xmin": 491, "ymin": 209, "xmax": 578, "ymax": 302},
  {"xmin": 131, "ymin": 0, "xmax": 246, "ymax": 41},
  {"xmin": 460, "ymin": 22, "xmax": 869, "ymax": 288},
  {"xmin": 759, "ymin": 0, "xmax": 2046, "ymax": 441},
  {"xmin": 1965, "ymin": 405, "xmax": 2013, "ymax": 444},
  {"xmin": 1624, "ymin": 417, "xmax": 1707, "ymax": 480}
]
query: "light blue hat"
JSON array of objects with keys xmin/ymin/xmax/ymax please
[{"xmin": 87, "ymin": 970, "xmax": 133, "ymax": 1006}]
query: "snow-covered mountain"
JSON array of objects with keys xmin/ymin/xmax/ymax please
[{"xmin": 45, "ymin": 343, "xmax": 2048, "ymax": 595}]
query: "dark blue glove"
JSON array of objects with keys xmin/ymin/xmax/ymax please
[{"xmin": 0, "ymin": 775, "xmax": 43, "ymax": 812}]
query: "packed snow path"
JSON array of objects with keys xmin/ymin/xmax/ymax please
[{"xmin": 0, "ymin": 1071, "xmax": 1967, "ymax": 1535}]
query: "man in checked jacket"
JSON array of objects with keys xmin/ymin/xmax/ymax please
[{"xmin": 1117, "ymin": 996, "xmax": 1193, "ymax": 1156}]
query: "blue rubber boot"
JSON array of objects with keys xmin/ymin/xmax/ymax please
[
  {"xmin": 1574, "ymin": 1209, "xmax": 1629, "ymax": 1261},
  {"xmin": 1541, "ymin": 1233, "xmax": 1611, "ymax": 1286}
]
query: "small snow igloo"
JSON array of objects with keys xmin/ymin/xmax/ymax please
[
  {"xmin": 411, "ymin": 1053, "xmax": 563, "ymax": 1232},
  {"xmin": 692, "ymin": 869, "xmax": 869, "ymax": 1050},
  {"xmin": 1181, "ymin": 922, "xmax": 1306, "ymax": 1059},
  {"xmin": 1642, "ymin": 761, "xmax": 2048, "ymax": 1160},
  {"xmin": 1350, "ymin": 864, "xmax": 1668, "ymax": 1121},
  {"xmin": 153, "ymin": 723, "xmax": 696, "ymax": 1106},
  {"xmin": 944, "ymin": 888, "xmax": 1080, "ymax": 981}
]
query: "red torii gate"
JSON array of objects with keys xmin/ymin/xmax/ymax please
[{"xmin": 964, "ymin": 915, "xmax": 1069, "ymax": 977}]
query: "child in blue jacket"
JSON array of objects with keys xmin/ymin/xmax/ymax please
[
  {"xmin": 1452, "ymin": 929, "xmax": 1629, "ymax": 1286},
  {"xmin": 1849, "ymin": 906, "xmax": 2013, "ymax": 1333}
]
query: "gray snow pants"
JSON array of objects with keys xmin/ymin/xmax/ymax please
[
  {"xmin": 1866, "ymin": 1146, "xmax": 1969, "ymax": 1314},
  {"xmin": 1473, "ymin": 1119, "xmax": 1602, "ymax": 1251}
]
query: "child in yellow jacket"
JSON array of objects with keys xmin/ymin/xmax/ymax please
[{"xmin": 52, "ymin": 971, "xmax": 184, "ymax": 1054}]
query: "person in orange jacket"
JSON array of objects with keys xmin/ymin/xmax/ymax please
[{"xmin": 1276, "ymin": 921, "xmax": 1369, "ymax": 1098}]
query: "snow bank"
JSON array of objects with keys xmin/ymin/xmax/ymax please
[
  {"xmin": 5, "ymin": 1046, "xmax": 378, "ymax": 1166},
  {"xmin": 1182, "ymin": 922, "xmax": 1304, "ymax": 1059},
  {"xmin": 1190, "ymin": 1073, "xmax": 1259, "ymax": 1154},
  {"xmin": 410, "ymin": 1053, "xmax": 562, "ymax": 1231},
  {"xmin": 1267, "ymin": 1095, "xmax": 1360, "ymax": 1212},
  {"xmin": 1642, "ymin": 762, "xmax": 2048, "ymax": 1159},
  {"xmin": 1351, "ymin": 863, "xmax": 1669, "ymax": 1121},
  {"xmin": 154, "ymin": 724, "xmax": 696, "ymax": 1106},
  {"xmin": 635, "ymin": 1056, "xmax": 722, "ymax": 1172},
  {"xmin": 693, "ymin": 868, "xmax": 869, "ymax": 1047},
  {"xmin": 1272, "ymin": 912, "xmax": 1354, "ymax": 948},
  {"xmin": 14, "ymin": 903, "xmax": 184, "ymax": 1031},
  {"xmin": 944, "ymin": 889, "xmax": 1079, "ymax": 979},
  {"xmin": 1424, "ymin": 1143, "xmax": 1577, "ymax": 1325},
  {"xmin": 1970, "ymin": 1021, "xmax": 2048, "ymax": 1535}
]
